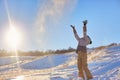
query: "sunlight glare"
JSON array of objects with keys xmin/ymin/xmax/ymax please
[
  {"xmin": 11, "ymin": 75, "xmax": 24, "ymax": 80},
  {"xmin": 6, "ymin": 25, "xmax": 22, "ymax": 49}
]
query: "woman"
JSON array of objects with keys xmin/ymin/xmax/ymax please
[{"xmin": 71, "ymin": 20, "xmax": 93, "ymax": 80}]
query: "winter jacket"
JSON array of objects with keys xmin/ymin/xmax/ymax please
[{"xmin": 73, "ymin": 28, "xmax": 90, "ymax": 53}]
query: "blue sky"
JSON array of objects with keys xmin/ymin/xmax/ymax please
[{"xmin": 0, "ymin": 0, "xmax": 120, "ymax": 51}]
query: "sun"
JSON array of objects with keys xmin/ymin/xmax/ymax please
[{"xmin": 6, "ymin": 25, "xmax": 22, "ymax": 49}]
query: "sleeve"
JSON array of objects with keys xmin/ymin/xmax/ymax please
[
  {"xmin": 83, "ymin": 25, "xmax": 88, "ymax": 43},
  {"xmin": 84, "ymin": 31, "xmax": 88, "ymax": 41},
  {"xmin": 73, "ymin": 28, "xmax": 80, "ymax": 42}
]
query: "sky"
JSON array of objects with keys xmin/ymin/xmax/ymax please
[{"xmin": 0, "ymin": 0, "xmax": 120, "ymax": 51}]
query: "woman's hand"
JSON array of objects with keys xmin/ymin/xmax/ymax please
[{"xmin": 70, "ymin": 25, "xmax": 75, "ymax": 29}]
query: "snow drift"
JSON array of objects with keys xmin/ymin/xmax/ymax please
[{"xmin": 0, "ymin": 45, "xmax": 120, "ymax": 80}]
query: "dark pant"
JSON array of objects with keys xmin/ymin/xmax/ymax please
[{"xmin": 77, "ymin": 51, "xmax": 93, "ymax": 79}]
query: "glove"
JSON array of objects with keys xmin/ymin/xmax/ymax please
[
  {"xmin": 70, "ymin": 25, "xmax": 75, "ymax": 29},
  {"xmin": 83, "ymin": 20, "xmax": 87, "ymax": 25}
]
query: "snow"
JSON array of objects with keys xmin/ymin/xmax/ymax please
[
  {"xmin": 0, "ymin": 56, "xmax": 35, "ymax": 66},
  {"xmin": 21, "ymin": 54, "xmax": 70, "ymax": 69},
  {"xmin": 0, "ymin": 45, "xmax": 120, "ymax": 80}
]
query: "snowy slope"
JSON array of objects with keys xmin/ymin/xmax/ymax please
[
  {"xmin": 48, "ymin": 45, "xmax": 120, "ymax": 80},
  {"xmin": 20, "ymin": 54, "xmax": 71, "ymax": 70},
  {"xmin": 0, "ymin": 56, "xmax": 34, "ymax": 66},
  {"xmin": 0, "ymin": 45, "xmax": 120, "ymax": 80},
  {"xmin": 89, "ymin": 46, "xmax": 120, "ymax": 80}
]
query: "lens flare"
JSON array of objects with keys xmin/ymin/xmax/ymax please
[
  {"xmin": 4, "ymin": 0, "xmax": 22, "ymax": 77},
  {"xmin": 6, "ymin": 25, "xmax": 21, "ymax": 49},
  {"xmin": 11, "ymin": 75, "xmax": 24, "ymax": 80}
]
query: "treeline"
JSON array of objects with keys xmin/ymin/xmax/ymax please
[
  {"xmin": 0, "ymin": 47, "xmax": 75, "ymax": 57},
  {"xmin": 95, "ymin": 43, "xmax": 118, "ymax": 50},
  {"xmin": 1, "ymin": 43, "xmax": 119, "ymax": 57}
]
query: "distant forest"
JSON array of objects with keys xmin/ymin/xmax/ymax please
[
  {"xmin": 0, "ymin": 47, "xmax": 75, "ymax": 57},
  {"xmin": 0, "ymin": 43, "xmax": 119, "ymax": 57}
]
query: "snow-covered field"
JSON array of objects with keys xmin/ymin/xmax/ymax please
[{"xmin": 0, "ymin": 45, "xmax": 120, "ymax": 80}]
